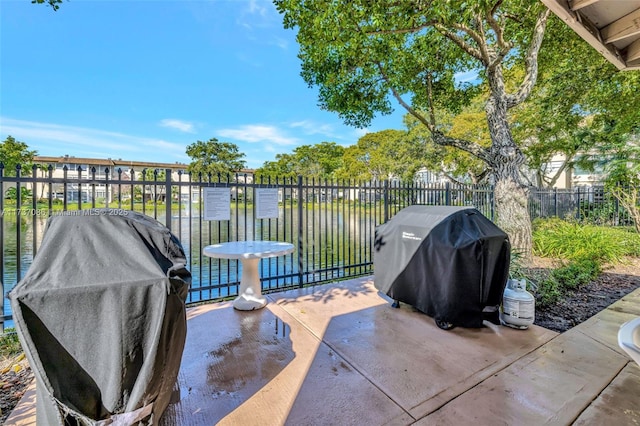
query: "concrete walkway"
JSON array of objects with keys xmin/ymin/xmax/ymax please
[{"xmin": 6, "ymin": 277, "xmax": 640, "ymax": 425}]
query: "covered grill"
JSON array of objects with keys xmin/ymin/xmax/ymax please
[
  {"xmin": 374, "ymin": 205, "xmax": 510, "ymax": 329},
  {"xmin": 9, "ymin": 210, "xmax": 190, "ymax": 425}
]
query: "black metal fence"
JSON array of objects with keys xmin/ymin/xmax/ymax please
[{"xmin": 0, "ymin": 164, "xmax": 635, "ymax": 329}]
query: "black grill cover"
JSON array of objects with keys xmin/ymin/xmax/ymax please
[
  {"xmin": 9, "ymin": 210, "xmax": 190, "ymax": 425},
  {"xmin": 374, "ymin": 205, "xmax": 510, "ymax": 328}
]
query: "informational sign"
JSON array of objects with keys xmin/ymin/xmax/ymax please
[
  {"xmin": 203, "ymin": 187, "xmax": 231, "ymax": 221},
  {"xmin": 255, "ymin": 188, "xmax": 279, "ymax": 219}
]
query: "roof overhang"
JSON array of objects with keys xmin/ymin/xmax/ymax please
[{"xmin": 541, "ymin": 0, "xmax": 640, "ymax": 71}]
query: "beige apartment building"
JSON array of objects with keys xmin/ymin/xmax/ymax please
[{"xmin": 28, "ymin": 155, "xmax": 253, "ymax": 204}]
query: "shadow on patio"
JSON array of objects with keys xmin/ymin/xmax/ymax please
[{"xmin": 6, "ymin": 277, "xmax": 640, "ymax": 425}]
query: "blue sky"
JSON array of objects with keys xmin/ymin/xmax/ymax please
[{"xmin": 0, "ymin": 0, "xmax": 407, "ymax": 169}]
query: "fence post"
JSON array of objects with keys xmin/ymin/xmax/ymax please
[
  {"xmin": 16, "ymin": 165, "xmax": 22, "ymax": 283},
  {"xmin": 554, "ymin": 188, "xmax": 558, "ymax": 218},
  {"xmin": 445, "ymin": 181, "xmax": 451, "ymax": 206},
  {"xmin": 383, "ymin": 180, "xmax": 389, "ymax": 223},
  {"xmin": 297, "ymin": 175, "xmax": 304, "ymax": 288},
  {"xmin": 165, "ymin": 169, "xmax": 172, "ymax": 232},
  {"xmin": 576, "ymin": 187, "xmax": 581, "ymax": 220},
  {"xmin": 490, "ymin": 184, "xmax": 495, "ymax": 221}
]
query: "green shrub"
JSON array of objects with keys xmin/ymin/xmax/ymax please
[
  {"xmin": 528, "ymin": 219, "xmax": 640, "ymax": 307},
  {"xmin": 529, "ymin": 260, "xmax": 599, "ymax": 308},
  {"xmin": 532, "ymin": 219, "xmax": 640, "ymax": 264},
  {"xmin": 0, "ymin": 328, "xmax": 23, "ymax": 358},
  {"xmin": 550, "ymin": 259, "xmax": 600, "ymax": 290},
  {"xmin": 535, "ymin": 275, "xmax": 563, "ymax": 307}
]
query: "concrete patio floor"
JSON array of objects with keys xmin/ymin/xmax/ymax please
[{"xmin": 6, "ymin": 276, "xmax": 640, "ymax": 425}]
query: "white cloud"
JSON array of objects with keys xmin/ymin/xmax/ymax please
[
  {"xmin": 353, "ymin": 128, "xmax": 369, "ymax": 138},
  {"xmin": 237, "ymin": 0, "xmax": 285, "ymax": 49},
  {"xmin": 289, "ymin": 120, "xmax": 338, "ymax": 138},
  {"xmin": 159, "ymin": 119, "xmax": 195, "ymax": 133},
  {"xmin": 217, "ymin": 124, "xmax": 299, "ymax": 146},
  {"xmin": 454, "ymin": 70, "xmax": 480, "ymax": 85},
  {"xmin": 270, "ymin": 36, "xmax": 288, "ymax": 50},
  {"xmin": 247, "ymin": 0, "xmax": 268, "ymax": 16},
  {"xmin": 0, "ymin": 117, "xmax": 188, "ymax": 161},
  {"xmin": 235, "ymin": 52, "xmax": 263, "ymax": 68}
]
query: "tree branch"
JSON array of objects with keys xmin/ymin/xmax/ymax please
[
  {"xmin": 375, "ymin": 61, "xmax": 490, "ymax": 163},
  {"xmin": 505, "ymin": 9, "xmax": 551, "ymax": 108},
  {"xmin": 432, "ymin": 131, "xmax": 491, "ymax": 163},
  {"xmin": 434, "ymin": 24, "xmax": 486, "ymax": 64},
  {"xmin": 486, "ymin": 1, "xmax": 513, "ymax": 71},
  {"xmin": 365, "ymin": 21, "xmax": 438, "ymax": 36}
]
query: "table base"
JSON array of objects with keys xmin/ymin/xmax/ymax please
[
  {"xmin": 233, "ymin": 258, "xmax": 267, "ymax": 311},
  {"xmin": 233, "ymin": 293, "xmax": 268, "ymax": 311}
]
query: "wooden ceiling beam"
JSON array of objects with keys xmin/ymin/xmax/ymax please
[
  {"xmin": 570, "ymin": 0, "xmax": 601, "ymax": 12},
  {"xmin": 601, "ymin": 8, "xmax": 640, "ymax": 44},
  {"xmin": 541, "ymin": 0, "xmax": 628, "ymax": 70},
  {"xmin": 626, "ymin": 38, "xmax": 640, "ymax": 63}
]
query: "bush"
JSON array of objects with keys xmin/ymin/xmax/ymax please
[
  {"xmin": 0, "ymin": 328, "xmax": 23, "ymax": 358},
  {"xmin": 528, "ymin": 219, "xmax": 640, "ymax": 307},
  {"xmin": 532, "ymin": 218, "xmax": 640, "ymax": 264},
  {"xmin": 550, "ymin": 259, "xmax": 600, "ymax": 290},
  {"xmin": 535, "ymin": 275, "xmax": 563, "ymax": 307}
]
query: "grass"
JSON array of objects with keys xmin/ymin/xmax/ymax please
[
  {"xmin": 533, "ymin": 218, "xmax": 640, "ymax": 263},
  {"xmin": 524, "ymin": 218, "xmax": 640, "ymax": 307}
]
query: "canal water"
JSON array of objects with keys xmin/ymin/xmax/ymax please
[{"xmin": 2, "ymin": 206, "xmax": 376, "ymax": 327}]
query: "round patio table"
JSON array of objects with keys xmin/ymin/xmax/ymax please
[{"xmin": 203, "ymin": 240, "xmax": 295, "ymax": 310}]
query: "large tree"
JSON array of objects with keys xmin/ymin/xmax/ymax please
[
  {"xmin": 336, "ymin": 129, "xmax": 424, "ymax": 181},
  {"xmin": 274, "ymin": 0, "xmax": 552, "ymax": 256},
  {"xmin": 256, "ymin": 141, "xmax": 344, "ymax": 180},
  {"xmin": 186, "ymin": 138, "xmax": 246, "ymax": 180},
  {"xmin": 511, "ymin": 17, "xmax": 640, "ymax": 189},
  {"xmin": 404, "ymin": 97, "xmax": 490, "ymax": 184},
  {"xmin": 0, "ymin": 136, "xmax": 37, "ymax": 177}
]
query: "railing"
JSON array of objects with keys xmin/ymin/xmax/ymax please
[{"xmin": 0, "ymin": 163, "xmax": 635, "ymax": 329}]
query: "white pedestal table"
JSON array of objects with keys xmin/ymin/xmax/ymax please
[{"xmin": 203, "ymin": 240, "xmax": 295, "ymax": 310}]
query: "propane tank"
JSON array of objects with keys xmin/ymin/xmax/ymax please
[{"xmin": 500, "ymin": 278, "xmax": 535, "ymax": 329}]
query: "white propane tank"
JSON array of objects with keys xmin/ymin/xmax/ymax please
[{"xmin": 500, "ymin": 278, "xmax": 535, "ymax": 329}]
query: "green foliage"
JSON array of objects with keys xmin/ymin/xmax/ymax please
[
  {"xmin": 186, "ymin": 138, "xmax": 246, "ymax": 179},
  {"xmin": 274, "ymin": 0, "xmax": 546, "ymax": 128},
  {"xmin": 335, "ymin": 130, "xmax": 422, "ymax": 181},
  {"xmin": 4, "ymin": 187, "xmax": 33, "ymax": 202},
  {"xmin": 578, "ymin": 198, "xmax": 621, "ymax": 227},
  {"xmin": 32, "ymin": 0, "xmax": 63, "ymax": 10},
  {"xmin": 532, "ymin": 219, "xmax": 640, "ymax": 263},
  {"xmin": 0, "ymin": 328, "xmax": 23, "ymax": 357},
  {"xmin": 508, "ymin": 249, "xmax": 527, "ymax": 279},
  {"xmin": 274, "ymin": 0, "xmax": 555, "ymax": 257},
  {"xmin": 532, "ymin": 259, "xmax": 600, "ymax": 307},
  {"xmin": 534, "ymin": 275, "xmax": 563, "ymax": 307},
  {"xmin": 599, "ymin": 136, "xmax": 640, "ymax": 233},
  {"xmin": 551, "ymin": 259, "xmax": 600, "ymax": 290},
  {"xmin": 31, "ymin": 0, "xmax": 63, "ymax": 11},
  {"xmin": 0, "ymin": 136, "xmax": 37, "ymax": 177},
  {"xmin": 256, "ymin": 141, "xmax": 344, "ymax": 180},
  {"xmin": 404, "ymin": 107, "xmax": 488, "ymax": 184},
  {"xmin": 529, "ymin": 219, "xmax": 640, "ymax": 307}
]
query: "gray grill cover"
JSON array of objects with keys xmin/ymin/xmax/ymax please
[
  {"xmin": 374, "ymin": 205, "xmax": 510, "ymax": 328},
  {"xmin": 9, "ymin": 210, "xmax": 190, "ymax": 425}
]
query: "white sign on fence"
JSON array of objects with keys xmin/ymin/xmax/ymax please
[
  {"xmin": 203, "ymin": 187, "xmax": 231, "ymax": 221},
  {"xmin": 255, "ymin": 188, "xmax": 279, "ymax": 219}
]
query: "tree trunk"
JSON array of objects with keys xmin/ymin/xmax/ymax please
[
  {"xmin": 485, "ymin": 77, "xmax": 533, "ymax": 259},
  {"xmin": 494, "ymin": 175, "xmax": 532, "ymax": 259}
]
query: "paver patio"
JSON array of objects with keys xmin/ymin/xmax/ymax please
[{"xmin": 6, "ymin": 277, "xmax": 640, "ymax": 425}]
